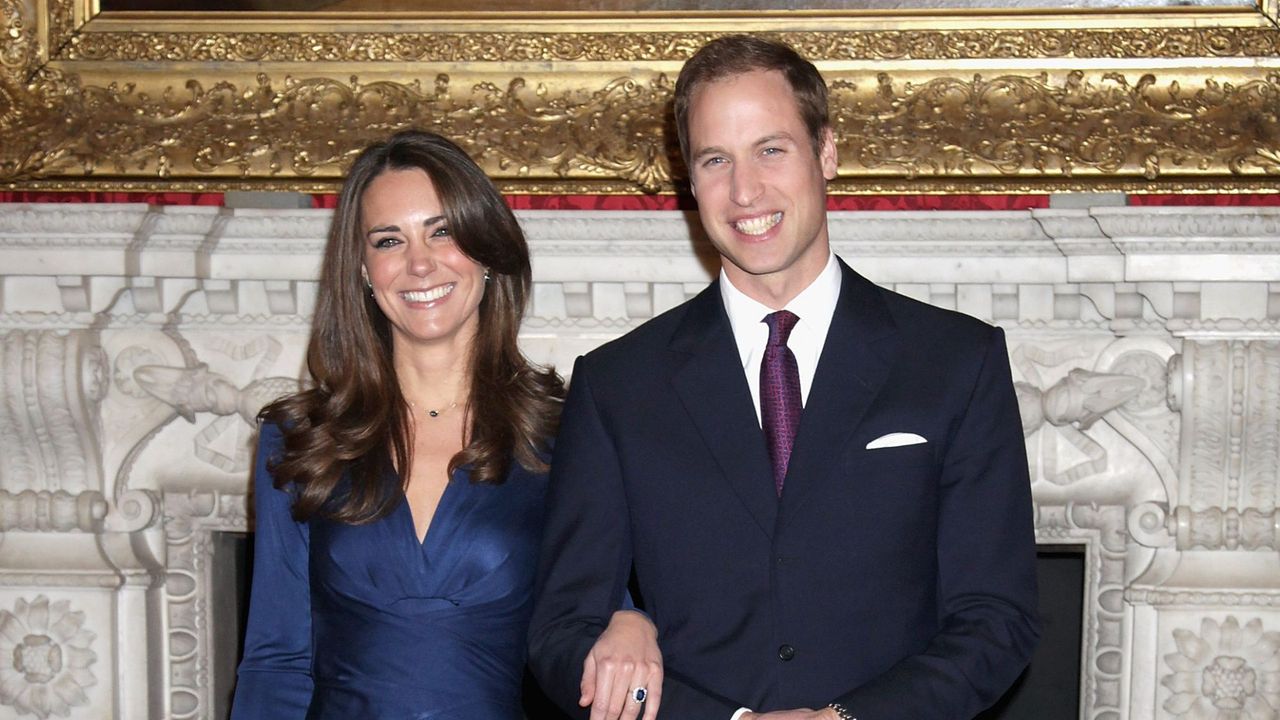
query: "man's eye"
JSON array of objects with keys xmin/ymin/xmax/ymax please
[
  {"xmin": 703, "ymin": 156, "xmax": 726, "ymax": 167},
  {"xmin": 762, "ymin": 147, "xmax": 783, "ymax": 156}
]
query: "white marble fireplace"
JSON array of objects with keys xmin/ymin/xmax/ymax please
[{"xmin": 1, "ymin": 200, "xmax": 1278, "ymax": 720}]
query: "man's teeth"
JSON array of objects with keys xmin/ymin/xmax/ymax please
[
  {"xmin": 401, "ymin": 284, "xmax": 454, "ymax": 303},
  {"xmin": 733, "ymin": 212, "xmax": 782, "ymax": 236}
]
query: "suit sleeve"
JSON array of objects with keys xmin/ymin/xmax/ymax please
[
  {"xmin": 230, "ymin": 423, "xmax": 313, "ymax": 718},
  {"xmin": 528, "ymin": 357, "xmax": 741, "ymax": 719},
  {"xmin": 832, "ymin": 326, "xmax": 1041, "ymax": 720}
]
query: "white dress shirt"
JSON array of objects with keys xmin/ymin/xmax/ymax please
[
  {"xmin": 720, "ymin": 252, "xmax": 842, "ymax": 425},
  {"xmin": 721, "ymin": 254, "xmax": 842, "ymax": 720}
]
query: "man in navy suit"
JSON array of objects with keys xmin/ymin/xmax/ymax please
[{"xmin": 529, "ymin": 35, "xmax": 1039, "ymax": 720}]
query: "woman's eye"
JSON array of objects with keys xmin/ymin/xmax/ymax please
[
  {"xmin": 372, "ymin": 236, "xmax": 400, "ymax": 249},
  {"xmin": 431, "ymin": 225, "xmax": 451, "ymax": 238}
]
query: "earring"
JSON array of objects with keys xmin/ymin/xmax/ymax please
[
  {"xmin": 483, "ymin": 268, "xmax": 491, "ymax": 283},
  {"xmin": 360, "ymin": 266, "xmax": 373, "ymax": 295}
]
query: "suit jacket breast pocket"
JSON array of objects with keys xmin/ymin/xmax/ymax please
[
  {"xmin": 839, "ymin": 444, "xmax": 942, "ymax": 529},
  {"xmin": 852, "ymin": 442, "xmax": 938, "ymax": 472}
]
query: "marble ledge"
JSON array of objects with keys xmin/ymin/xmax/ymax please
[{"xmin": 0, "ymin": 204, "xmax": 1278, "ymax": 286}]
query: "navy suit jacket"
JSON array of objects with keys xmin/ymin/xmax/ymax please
[{"xmin": 529, "ymin": 259, "xmax": 1040, "ymax": 719}]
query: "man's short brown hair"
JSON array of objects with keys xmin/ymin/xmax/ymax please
[{"xmin": 673, "ymin": 34, "xmax": 830, "ymax": 166}]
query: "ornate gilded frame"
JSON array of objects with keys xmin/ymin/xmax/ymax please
[{"xmin": 2, "ymin": 0, "xmax": 1278, "ymax": 194}]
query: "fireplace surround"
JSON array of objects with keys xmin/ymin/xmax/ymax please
[{"xmin": 1, "ymin": 201, "xmax": 1278, "ymax": 719}]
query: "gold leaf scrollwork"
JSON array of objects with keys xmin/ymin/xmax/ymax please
[
  {"xmin": 1, "ymin": 0, "xmax": 76, "ymax": 178},
  {"xmin": 3, "ymin": 0, "xmax": 1279, "ymax": 192},
  {"xmin": 2, "ymin": 66, "xmax": 674, "ymax": 190},
  {"xmin": 60, "ymin": 27, "xmax": 1280, "ymax": 64},
  {"xmin": 834, "ymin": 71, "xmax": 1280, "ymax": 181}
]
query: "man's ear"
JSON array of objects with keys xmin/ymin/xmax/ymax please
[{"xmin": 820, "ymin": 126, "xmax": 838, "ymax": 181}]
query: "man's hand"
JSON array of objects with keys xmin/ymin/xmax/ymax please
[
  {"xmin": 580, "ymin": 610, "xmax": 664, "ymax": 720},
  {"xmin": 742, "ymin": 708, "xmax": 842, "ymax": 720}
]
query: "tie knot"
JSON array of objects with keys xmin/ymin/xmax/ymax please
[{"xmin": 763, "ymin": 310, "xmax": 800, "ymax": 348}]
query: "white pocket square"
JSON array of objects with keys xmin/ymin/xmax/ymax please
[{"xmin": 865, "ymin": 432, "xmax": 928, "ymax": 450}]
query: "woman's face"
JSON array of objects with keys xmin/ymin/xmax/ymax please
[{"xmin": 360, "ymin": 167, "xmax": 486, "ymax": 356}]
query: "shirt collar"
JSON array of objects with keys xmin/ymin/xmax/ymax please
[{"xmin": 720, "ymin": 252, "xmax": 842, "ymax": 366}]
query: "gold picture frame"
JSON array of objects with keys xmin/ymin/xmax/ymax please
[{"xmin": 1, "ymin": 0, "xmax": 1277, "ymax": 194}]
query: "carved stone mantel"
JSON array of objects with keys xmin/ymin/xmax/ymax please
[{"xmin": 1, "ymin": 201, "xmax": 1278, "ymax": 720}]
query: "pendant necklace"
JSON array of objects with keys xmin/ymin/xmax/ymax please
[
  {"xmin": 426, "ymin": 401, "xmax": 457, "ymax": 418},
  {"xmin": 411, "ymin": 399, "xmax": 459, "ymax": 418}
]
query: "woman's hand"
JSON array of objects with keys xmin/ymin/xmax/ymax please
[{"xmin": 580, "ymin": 609, "xmax": 663, "ymax": 720}]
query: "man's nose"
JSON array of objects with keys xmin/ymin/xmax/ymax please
[{"xmin": 730, "ymin": 163, "xmax": 763, "ymax": 206}]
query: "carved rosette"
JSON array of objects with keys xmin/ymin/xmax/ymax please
[
  {"xmin": 0, "ymin": 330, "xmax": 107, "ymax": 494},
  {"xmin": 0, "ymin": 595, "xmax": 97, "ymax": 720},
  {"xmin": 1162, "ymin": 617, "xmax": 1280, "ymax": 720}
]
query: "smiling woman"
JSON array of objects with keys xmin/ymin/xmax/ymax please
[{"xmin": 228, "ymin": 130, "xmax": 662, "ymax": 719}]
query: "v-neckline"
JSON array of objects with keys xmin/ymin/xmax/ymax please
[{"xmin": 404, "ymin": 472, "xmax": 457, "ymax": 549}]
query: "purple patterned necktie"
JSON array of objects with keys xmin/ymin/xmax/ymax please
[{"xmin": 761, "ymin": 310, "xmax": 802, "ymax": 496}]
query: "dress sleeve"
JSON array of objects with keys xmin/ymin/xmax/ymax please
[{"xmin": 230, "ymin": 422, "xmax": 314, "ymax": 718}]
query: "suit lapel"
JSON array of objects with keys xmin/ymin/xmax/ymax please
[
  {"xmin": 779, "ymin": 261, "xmax": 901, "ymax": 528},
  {"xmin": 670, "ymin": 283, "xmax": 778, "ymax": 539}
]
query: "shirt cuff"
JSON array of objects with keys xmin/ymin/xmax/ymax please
[{"xmin": 731, "ymin": 708, "xmax": 754, "ymax": 720}]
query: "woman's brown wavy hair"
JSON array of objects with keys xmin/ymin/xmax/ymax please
[{"xmin": 260, "ymin": 130, "xmax": 565, "ymax": 524}]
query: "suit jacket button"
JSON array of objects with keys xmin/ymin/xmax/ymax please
[{"xmin": 777, "ymin": 644, "xmax": 795, "ymax": 661}]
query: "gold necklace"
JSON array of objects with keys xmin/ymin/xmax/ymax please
[{"xmin": 410, "ymin": 399, "xmax": 460, "ymax": 418}]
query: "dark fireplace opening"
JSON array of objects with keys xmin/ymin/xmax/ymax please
[
  {"xmin": 213, "ymin": 536, "xmax": 1083, "ymax": 719},
  {"xmin": 212, "ymin": 531, "xmax": 254, "ymax": 718},
  {"xmin": 977, "ymin": 545, "xmax": 1085, "ymax": 720}
]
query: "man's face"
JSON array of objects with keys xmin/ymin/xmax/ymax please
[{"xmin": 687, "ymin": 69, "xmax": 837, "ymax": 305}]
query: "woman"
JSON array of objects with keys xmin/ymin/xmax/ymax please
[{"xmin": 232, "ymin": 130, "xmax": 660, "ymax": 719}]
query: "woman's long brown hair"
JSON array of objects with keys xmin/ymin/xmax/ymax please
[{"xmin": 260, "ymin": 130, "xmax": 565, "ymax": 523}]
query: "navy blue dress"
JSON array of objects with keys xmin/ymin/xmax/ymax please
[{"xmin": 231, "ymin": 422, "xmax": 547, "ymax": 720}]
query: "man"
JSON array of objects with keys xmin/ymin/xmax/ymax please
[{"xmin": 529, "ymin": 35, "xmax": 1039, "ymax": 720}]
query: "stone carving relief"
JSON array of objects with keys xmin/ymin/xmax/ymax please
[
  {"xmin": 1162, "ymin": 617, "xmax": 1280, "ymax": 720},
  {"xmin": 0, "ymin": 330, "xmax": 108, "ymax": 494},
  {"xmin": 1036, "ymin": 504, "xmax": 1130, "ymax": 720},
  {"xmin": 0, "ymin": 491, "xmax": 106, "ymax": 533},
  {"xmin": 1164, "ymin": 341, "xmax": 1280, "ymax": 551},
  {"xmin": 0, "ymin": 595, "xmax": 97, "ymax": 720},
  {"xmin": 2, "ymin": 203, "xmax": 1279, "ymax": 719},
  {"xmin": 126, "ymin": 334, "xmax": 300, "ymax": 475},
  {"xmin": 102, "ymin": 325, "xmax": 306, "ymax": 494},
  {"xmin": 162, "ymin": 491, "xmax": 247, "ymax": 720},
  {"xmin": 1016, "ymin": 367, "xmax": 1147, "ymax": 486},
  {"xmin": 134, "ymin": 363, "xmax": 297, "ymax": 472},
  {"xmin": 1008, "ymin": 337, "xmax": 1181, "ymax": 517}
]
